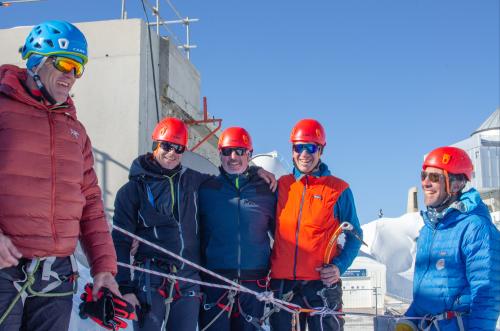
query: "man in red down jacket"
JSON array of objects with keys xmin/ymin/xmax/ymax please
[{"xmin": 0, "ymin": 20, "xmax": 118, "ymax": 331}]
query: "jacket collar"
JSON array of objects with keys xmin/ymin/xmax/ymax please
[
  {"xmin": 219, "ymin": 166, "xmax": 251, "ymax": 189},
  {"xmin": 130, "ymin": 153, "xmax": 184, "ymax": 179},
  {"xmin": 421, "ymin": 188, "xmax": 485, "ymax": 228},
  {"xmin": 293, "ymin": 161, "xmax": 331, "ymax": 180},
  {"xmin": 0, "ymin": 64, "xmax": 77, "ymax": 119}
]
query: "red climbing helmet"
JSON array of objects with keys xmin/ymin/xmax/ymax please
[
  {"xmin": 152, "ymin": 117, "xmax": 188, "ymax": 146},
  {"xmin": 423, "ymin": 146, "xmax": 473, "ymax": 181},
  {"xmin": 218, "ymin": 127, "xmax": 253, "ymax": 151},
  {"xmin": 290, "ymin": 119, "xmax": 326, "ymax": 146}
]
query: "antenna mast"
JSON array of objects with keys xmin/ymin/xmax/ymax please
[{"xmin": 121, "ymin": 0, "xmax": 198, "ymax": 60}]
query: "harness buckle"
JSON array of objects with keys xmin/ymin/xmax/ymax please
[{"xmin": 444, "ymin": 311, "xmax": 456, "ymax": 320}]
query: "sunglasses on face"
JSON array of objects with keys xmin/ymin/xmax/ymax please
[
  {"xmin": 220, "ymin": 147, "xmax": 247, "ymax": 156},
  {"xmin": 292, "ymin": 143, "xmax": 319, "ymax": 154},
  {"xmin": 51, "ymin": 57, "xmax": 85, "ymax": 78},
  {"xmin": 159, "ymin": 141, "xmax": 186, "ymax": 154},
  {"xmin": 421, "ymin": 171, "xmax": 444, "ymax": 183}
]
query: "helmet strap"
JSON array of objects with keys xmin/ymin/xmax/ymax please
[
  {"xmin": 444, "ymin": 169, "xmax": 451, "ymax": 195},
  {"xmin": 152, "ymin": 141, "xmax": 160, "ymax": 153},
  {"xmin": 433, "ymin": 170, "xmax": 462, "ymax": 211},
  {"xmin": 27, "ymin": 57, "xmax": 57, "ymax": 105}
]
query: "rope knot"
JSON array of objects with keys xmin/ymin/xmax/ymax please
[{"xmin": 256, "ymin": 291, "xmax": 274, "ymax": 302}]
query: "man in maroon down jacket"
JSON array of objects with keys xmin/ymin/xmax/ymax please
[{"xmin": 0, "ymin": 20, "xmax": 119, "ymax": 331}]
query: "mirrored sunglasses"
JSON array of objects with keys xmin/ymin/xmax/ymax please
[
  {"xmin": 421, "ymin": 171, "xmax": 444, "ymax": 183},
  {"xmin": 221, "ymin": 147, "xmax": 247, "ymax": 156},
  {"xmin": 51, "ymin": 57, "xmax": 85, "ymax": 78},
  {"xmin": 293, "ymin": 143, "xmax": 319, "ymax": 154},
  {"xmin": 159, "ymin": 141, "xmax": 186, "ymax": 154}
]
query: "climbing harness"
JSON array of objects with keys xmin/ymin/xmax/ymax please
[
  {"xmin": 200, "ymin": 277, "xmax": 270, "ymax": 331},
  {"xmin": 201, "ymin": 288, "xmax": 238, "ymax": 331},
  {"xmin": 113, "ymin": 225, "xmax": 299, "ymax": 314},
  {"xmin": 113, "ymin": 224, "xmax": 466, "ymax": 330},
  {"xmin": 419, "ymin": 311, "xmax": 466, "ymax": 331},
  {"xmin": 315, "ymin": 284, "xmax": 342, "ymax": 331},
  {"xmin": 0, "ymin": 256, "xmax": 79, "ymax": 325}
]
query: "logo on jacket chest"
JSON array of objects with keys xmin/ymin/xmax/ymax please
[
  {"xmin": 242, "ymin": 199, "xmax": 257, "ymax": 207},
  {"xmin": 69, "ymin": 128, "xmax": 80, "ymax": 139},
  {"xmin": 436, "ymin": 251, "xmax": 447, "ymax": 270}
]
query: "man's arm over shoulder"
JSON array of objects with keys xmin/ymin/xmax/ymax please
[
  {"xmin": 79, "ymin": 135, "xmax": 117, "ymax": 277},
  {"xmin": 332, "ymin": 187, "xmax": 363, "ymax": 275},
  {"xmin": 463, "ymin": 216, "xmax": 500, "ymax": 330},
  {"xmin": 185, "ymin": 167, "xmax": 214, "ymax": 188},
  {"xmin": 251, "ymin": 174, "xmax": 277, "ymax": 237}
]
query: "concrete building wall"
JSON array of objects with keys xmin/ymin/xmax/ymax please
[{"xmin": 0, "ymin": 19, "xmax": 219, "ymax": 219}]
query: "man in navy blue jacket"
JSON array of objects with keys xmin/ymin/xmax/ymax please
[
  {"xmin": 198, "ymin": 127, "xmax": 276, "ymax": 331},
  {"xmin": 397, "ymin": 146, "xmax": 500, "ymax": 331}
]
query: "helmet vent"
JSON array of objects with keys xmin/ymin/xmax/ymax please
[
  {"xmin": 50, "ymin": 27, "xmax": 61, "ymax": 34},
  {"xmin": 44, "ymin": 39, "xmax": 54, "ymax": 48},
  {"xmin": 33, "ymin": 42, "xmax": 42, "ymax": 49}
]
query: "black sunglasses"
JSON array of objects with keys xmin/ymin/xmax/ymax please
[
  {"xmin": 159, "ymin": 141, "xmax": 186, "ymax": 154},
  {"xmin": 220, "ymin": 147, "xmax": 247, "ymax": 156},
  {"xmin": 421, "ymin": 171, "xmax": 444, "ymax": 183},
  {"xmin": 293, "ymin": 144, "xmax": 319, "ymax": 154}
]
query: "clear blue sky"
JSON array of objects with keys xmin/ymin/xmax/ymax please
[{"xmin": 1, "ymin": 0, "xmax": 498, "ymax": 224}]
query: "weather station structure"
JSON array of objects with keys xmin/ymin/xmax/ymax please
[{"xmin": 452, "ymin": 108, "xmax": 500, "ymax": 227}]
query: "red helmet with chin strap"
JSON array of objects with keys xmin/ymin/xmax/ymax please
[
  {"xmin": 423, "ymin": 146, "xmax": 473, "ymax": 181},
  {"xmin": 290, "ymin": 119, "xmax": 326, "ymax": 146},
  {"xmin": 152, "ymin": 117, "xmax": 188, "ymax": 146},
  {"xmin": 218, "ymin": 127, "xmax": 253, "ymax": 151}
]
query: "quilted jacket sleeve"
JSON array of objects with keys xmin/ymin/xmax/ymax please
[
  {"xmin": 79, "ymin": 134, "xmax": 117, "ymax": 276},
  {"xmin": 462, "ymin": 216, "xmax": 500, "ymax": 331},
  {"xmin": 112, "ymin": 181, "xmax": 140, "ymax": 295}
]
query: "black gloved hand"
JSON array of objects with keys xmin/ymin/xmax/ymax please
[{"xmin": 79, "ymin": 283, "xmax": 136, "ymax": 330}]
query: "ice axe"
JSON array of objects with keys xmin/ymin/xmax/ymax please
[
  {"xmin": 323, "ymin": 222, "xmax": 367, "ymax": 266},
  {"xmin": 321, "ymin": 222, "xmax": 367, "ymax": 290}
]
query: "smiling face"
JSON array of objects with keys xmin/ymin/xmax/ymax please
[
  {"xmin": 154, "ymin": 142, "xmax": 183, "ymax": 170},
  {"xmin": 292, "ymin": 143, "xmax": 322, "ymax": 174},
  {"xmin": 421, "ymin": 166, "xmax": 449, "ymax": 208},
  {"xmin": 220, "ymin": 148, "xmax": 250, "ymax": 174},
  {"xmin": 35, "ymin": 57, "xmax": 77, "ymax": 104}
]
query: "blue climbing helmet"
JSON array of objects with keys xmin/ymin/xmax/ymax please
[{"xmin": 21, "ymin": 20, "xmax": 88, "ymax": 69}]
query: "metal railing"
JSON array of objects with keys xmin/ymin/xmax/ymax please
[{"xmin": 121, "ymin": 0, "xmax": 198, "ymax": 59}]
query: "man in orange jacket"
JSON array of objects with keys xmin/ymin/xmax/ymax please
[
  {"xmin": 0, "ymin": 20, "xmax": 119, "ymax": 330},
  {"xmin": 269, "ymin": 119, "xmax": 363, "ymax": 331}
]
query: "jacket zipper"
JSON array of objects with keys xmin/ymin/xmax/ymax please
[
  {"xmin": 237, "ymin": 183, "xmax": 242, "ymax": 279},
  {"xmin": 48, "ymin": 112, "xmax": 57, "ymax": 249},
  {"xmin": 293, "ymin": 176, "xmax": 308, "ymax": 280},
  {"xmin": 193, "ymin": 191, "xmax": 198, "ymax": 235},
  {"xmin": 176, "ymin": 172, "xmax": 185, "ymax": 269},
  {"xmin": 415, "ymin": 226, "xmax": 436, "ymax": 300}
]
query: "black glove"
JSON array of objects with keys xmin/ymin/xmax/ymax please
[{"xmin": 79, "ymin": 283, "xmax": 136, "ymax": 330}]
